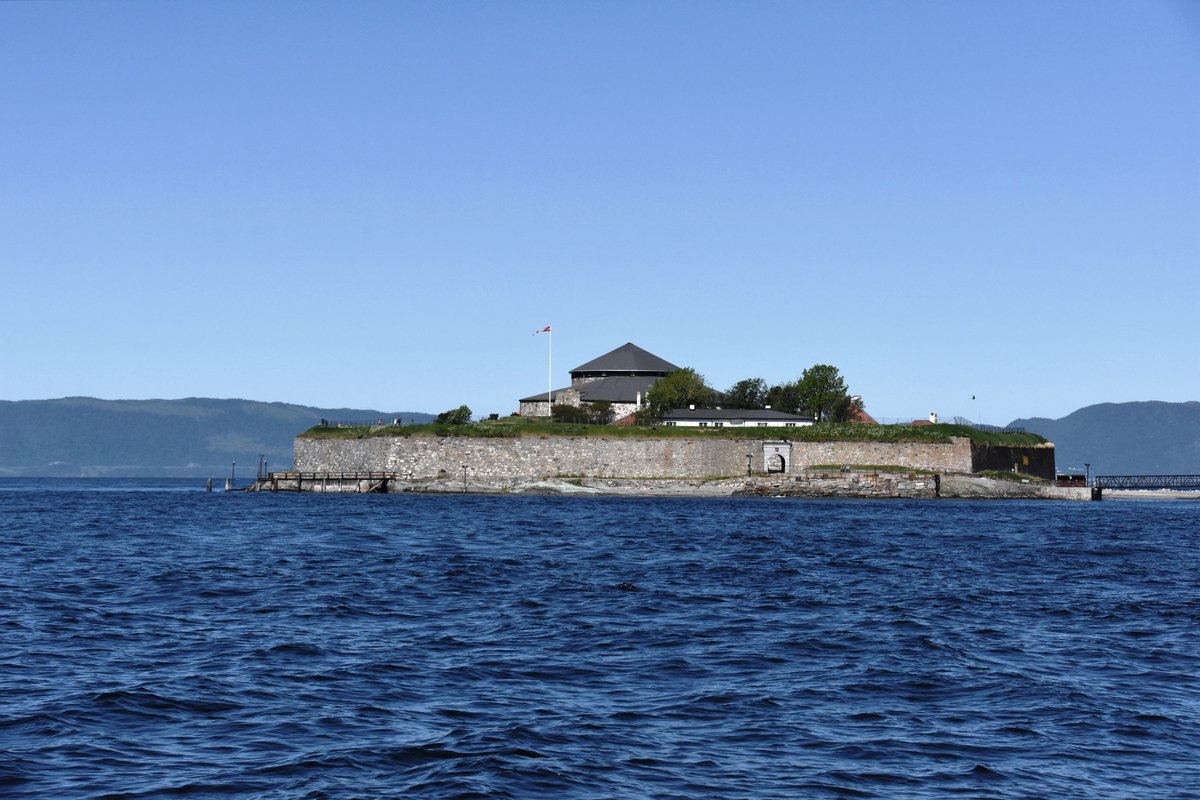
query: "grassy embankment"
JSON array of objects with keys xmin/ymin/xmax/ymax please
[
  {"xmin": 299, "ymin": 417, "xmax": 1046, "ymax": 447},
  {"xmin": 975, "ymin": 469, "xmax": 1051, "ymax": 484}
]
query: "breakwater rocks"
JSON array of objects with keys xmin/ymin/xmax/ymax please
[
  {"xmin": 737, "ymin": 471, "xmax": 939, "ymax": 499},
  {"xmin": 283, "ymin": 472, "xmax": 1090, "ymax": 500},
  {"xmin": 400, "ymin": 476, "xmax": 749, "ymax": 497},
  {"xmin": 739, "ymin": 473, "xmax": 1090, "ymax": 500},
  {"xmin": 939, "ymin": 475, "xmax": 1090, "ymax": 500}
]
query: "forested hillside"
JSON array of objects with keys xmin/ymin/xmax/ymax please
[
  {"xmin": 0, "ymin": 398, "xmax": 432, "ymax": 477},
  {"xmin": 1012, "ymin": 401, "xmax": 1200, "ymax": 476}
]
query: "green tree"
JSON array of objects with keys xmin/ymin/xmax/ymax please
[
  {"xmin": 765, "ymin": 381, "xmax": 801, "ymax": 414},
  {"xmin": 830, "ymin": 394, "xmax": 865, "ymax": 423},
  {"xmin": 551, "ymin": 404, "xmax": 588, "ymax": 424},
  {"xmin": 725, "ymin": 378, "xmax": 767, "ymax": 410},
  {"xmin": 582, "ymin": 401, "xmax": 615, "ymax": 425},
  {"xmin": 796, "ymin": 364, "xmax": 849, "ymax": 421},
  {"xmin": 436, "ymin": 405, "xmax": 473, "ymax": 425},
  {"xmin": 645, "ymin": 368, "xmax": 713, "ymax": 418},
  {"xmin": 551, "ymin": 402, "xmax": 615, "ymax": 425}
]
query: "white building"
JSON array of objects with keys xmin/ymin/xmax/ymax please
[{"xmin": 660, "ymin": 408, "xmax": 815, "ymax": 429}]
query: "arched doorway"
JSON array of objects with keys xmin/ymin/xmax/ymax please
[{"xmin": 761, "ymin": 441, "xmax": 792, "ymax": 475}]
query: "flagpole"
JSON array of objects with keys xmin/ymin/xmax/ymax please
[{"xmin": 533, "ymin": 325, "xmax": 553, "ymax": 418}]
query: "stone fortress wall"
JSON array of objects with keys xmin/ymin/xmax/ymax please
[{"xmin": 294, "ymin": 435, "xmax": 1055, "ymax": 481}]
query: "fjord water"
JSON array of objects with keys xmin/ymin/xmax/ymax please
[{"xmin": 1, "ymin": 480, "xmax": 1197, "ymax": 799}]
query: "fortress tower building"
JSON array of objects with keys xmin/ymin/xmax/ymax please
[{"xmin": 518, "ymin": 342, "xmax": 679, "ymax": 420}]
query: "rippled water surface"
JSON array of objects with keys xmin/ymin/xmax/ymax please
[{"xmin": 2, "ymin": 479, "xmax": 1198, "ymax": 799}]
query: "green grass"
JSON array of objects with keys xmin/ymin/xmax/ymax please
[
  {"xmin": 298, "ymin": 419, "xmax": 1047, "ymax": 447},
  {"xmin": 976, "ymin": 469, "xmax": 1049, "ymax": 484}
]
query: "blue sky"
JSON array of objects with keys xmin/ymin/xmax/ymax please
[{"xmin": 2, "ymin": 1, "xmax": 1196, "ymax": 425}]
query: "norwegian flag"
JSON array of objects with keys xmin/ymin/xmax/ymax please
[{"xmin": 533, "ymin": 325, "xmax": 551, "ymax": 335}]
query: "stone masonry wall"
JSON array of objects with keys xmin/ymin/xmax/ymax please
[
  {"xmin": 294, "ymin": 435, "xmax": 978, "ymax": 480},
  {"xmin": 789, "ymin": 439, "xmax": 975, "ymax": 473},
  {"xmin": 517, "ymin": 398, "xmax": 640, "ymax": 422}
]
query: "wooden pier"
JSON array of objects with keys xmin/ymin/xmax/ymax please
[{"xmin": 246, "ymin": 471, "xmax": 400, "ymax": 493}]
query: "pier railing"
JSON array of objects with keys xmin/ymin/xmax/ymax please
[
  {"xmin": 248, "ymin": 471, "xmax": 400, "ymax": 493},
  {"xmin": 1093, "ymin": 475, "xmax": 1200, "ymax": 490}
]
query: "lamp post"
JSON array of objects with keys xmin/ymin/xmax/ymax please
[
  {"xmin": 746, "ymin": 453, "xmax": 753, "ymax": 477},
  {"xmin": 461, "ymin": 464, "xmax": 468, "ymax": 493}
]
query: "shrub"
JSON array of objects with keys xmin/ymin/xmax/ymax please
[
  {"xmin": 436, "ymin": 405, "xmax": 472, "ymax": 425},
  {"xmin": 552, "ymin": 404, "xmax": 589, "ymax": 424}
]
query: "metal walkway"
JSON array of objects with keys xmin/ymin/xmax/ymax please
[
  {"xmin": 246, "ymin": 471, "xmax": 399, "ymax": 493},
  {"xmin": 1093, "ymin": 475, "xmax": 1200, "ymax": 490}
]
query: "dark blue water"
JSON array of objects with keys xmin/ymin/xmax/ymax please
[{"xmin": 2, "ymin": 479, "xmax": 1198, "ymax": 799}]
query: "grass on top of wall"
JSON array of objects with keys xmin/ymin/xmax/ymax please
[
  {"xmin": 299, "ymin": 418, "xmax": 1047, "ymax": 447},
  {"xmin": 976, "ymin": 469, "xmax": 1051, "ymax": 484}
]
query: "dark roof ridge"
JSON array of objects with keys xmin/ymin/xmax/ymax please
[{"xmin": 570, "ymin": 342, "xmax": 679, "ymax": 375}]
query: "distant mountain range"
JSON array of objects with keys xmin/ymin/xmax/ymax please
[
  {"xmin": 1, "ymin": 397, "xmax": 1195, "ymax": 478},
  {"xmin": 1011, "ymin": 401, "xmax": 1200, "ymax": 476},
  {"xmin": 0, "ymin": 398, "xmax": 433, "ymax": 478}
]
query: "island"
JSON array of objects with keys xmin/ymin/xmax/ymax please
[{"xmin": 267, "ymin": 343, "xmax": 1088, "ymax": 499}]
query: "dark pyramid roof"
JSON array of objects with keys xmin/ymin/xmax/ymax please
[
  {"xmin": 577, "ymin": 376, "xmax": 661, "ymax": 404},
  {"xmin": 571, "ymin": 343, "xmax": 679, "ymax": 376}
]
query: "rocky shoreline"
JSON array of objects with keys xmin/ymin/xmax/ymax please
[{"xmin": 383, "ymin": 473, "xmax": 1095, "ymax": 500}]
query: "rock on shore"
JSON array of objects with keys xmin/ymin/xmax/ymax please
[{"xmin": 391, "ymin": 474, "xmax": 1093, "ymax": 500}]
